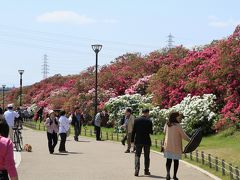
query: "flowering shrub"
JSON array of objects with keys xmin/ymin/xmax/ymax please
[
  {"xmin": 105, "ymin": 94, "xmax": 153, "ymax": 132},
  {"xmin": 5, "ymin": 26, "xmax": 240, "ymax": 132},
  {"xmin": 149, "ymin": 107, "xmax": 169, "ymax": 133},
  {"xmin": 151, "ymin": 94, "xmax": 218, "ymax": 135},
  {"xmin": 125, "ymin": 75, "xmax": 153, "ymax": 95}
]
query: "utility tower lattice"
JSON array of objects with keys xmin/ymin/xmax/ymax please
[
  {"xmin": 42, "ymin": 54, "xmax": 49, "ymax": 79},
  {"xmin": 167, "ymin": 33, "xmax": 174, "ymax": 49}
]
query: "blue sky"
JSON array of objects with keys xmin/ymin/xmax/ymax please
[{"xmin": 0, "ymin": 0, "xmax": 240, "ymax": 87}]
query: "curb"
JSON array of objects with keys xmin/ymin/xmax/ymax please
[{"xmin": 151, "ymin": 150, "xmax": 221, "ymax": 180}]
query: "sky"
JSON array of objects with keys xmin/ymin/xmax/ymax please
[{"xmin": 0, "ymin": 0, "xmax": 240, "ymax": 87}]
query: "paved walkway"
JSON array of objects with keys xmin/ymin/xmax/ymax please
[{"xmin": 17, "ymin": 128, "xmax": 216, "ymax": 180}]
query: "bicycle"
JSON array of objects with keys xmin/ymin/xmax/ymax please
[{"xmin": 12, "ymin": 126, "xmax": 23, "ymax": 152}]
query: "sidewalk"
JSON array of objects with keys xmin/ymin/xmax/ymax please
[{"xmin": 17, "ymin": 128, "xmax": 216, "ymax": 180}]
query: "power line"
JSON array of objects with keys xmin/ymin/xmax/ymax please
[{"xmin": 0, "ymin": 24, "xmax": 161, "ymax": 49}]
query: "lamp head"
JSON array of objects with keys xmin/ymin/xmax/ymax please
[
  {"xmin": 18, "ymin": 70, "xmax": 24, "ymax": 75},
  {"xmin": 2, "ymin": 85, "xmax": 6, "ymax": 88},
  {"xmin": 92, "ymin": 44, "xmax": 102, "ymax": 53}
]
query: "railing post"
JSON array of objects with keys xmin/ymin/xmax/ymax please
[
  {"xmin": 43, "ymin": 125, "xmax": 45, "ymax": 131},
  {"xmin": 84, "ymin": 128, "xmax": 87, "ymax": 136},
  {"xmin": 201, "ymin": 151, "xmax": 205, "ymax": 165},
  {"xmin": 236, "ymin": 167, "xmax": 239, "ymax": 180},
  {"xmin": 230, "ymin": 163, "xmax": 233, "ymax": 180},
  {"xmin": 222, "ymin": 159, "xmax": 225, "ymax": 176},
  {"xmin": 155, "ymin": 139, "xmax": 157, "ymax": 148},
  {"xmin": 190, "ymin": 152, "xmax": 193, "ymax": 160},
  {"xmin": 117, "ymin": 133, "xmax": 119, "ymax": 141},
  {"xmin": 100, "ymin": 131, "xmax": 102, "ymax": 139},
  {"xmin": 215, "ymin": 157, "xmax": 218, "ymax": 172},
  {"xmin": 196, "ymin": 150, "xmax": 199, "ymax": 163},
  {"xmin": 208, "ymin": 154, "xmax": 212, "ymax": 168},
  {"xmin": 38, "ymin": 124, "xmax": 40, "ymax": 130},
  {"xmin": 106, "ymin": 132, "xmax": 109, "ymax": 140},
  {"xmin": 184, "ymin": 153, "xmax": 187, "ymax": 158},
  {"xmin": 90, "ymin": 129, "xmax": 92, "ymax": 136}
]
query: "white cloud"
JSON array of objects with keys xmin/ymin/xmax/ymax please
[
  {"xmin": 208, "ymin": 16, "xmax": 240, "ymax": 28},
  {"xmin": 37, "ymin": 11, "xmax": 117, "ymax": 25}
]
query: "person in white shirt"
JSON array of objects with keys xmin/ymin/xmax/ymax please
[
  {"xmin": 3, "ymin": 104, "xmax": 19, "ymax": 141},
  {"xmin": 58, "ymin": 110, "xmax": 70, "ymax": 153}
]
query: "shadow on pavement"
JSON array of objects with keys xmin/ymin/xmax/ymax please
[
  {"xmin": 67, "ymin": 152, "xmax": 83, "ymax": 155},
  {"xmin": 77, "ymin": 140, "xmax": 90, "ymax": 143},
  {"xmin": 53, "ymin": 153, "xmax": 69, "ymax": 156},
  {"xmin": 138, "ymin": 175, "xmax": 165, "ymax": 179}
]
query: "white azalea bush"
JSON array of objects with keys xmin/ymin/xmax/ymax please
[
  {"xmin": 149, "ymin": 107, "xmax": 169, "ymax": 134},
  {"xmin": 105, "ymin": 93, "xmax": 218, "ymax": 135},
  {"xmin": 105, "ymin": 94, "xmax": 153, "ymax": 132},
  {"xmin": 153, "ymin": 94, "xmax": 218, "ymax": 135}
]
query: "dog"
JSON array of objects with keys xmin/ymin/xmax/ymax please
[{"xmin": 24, "ymin": 144, "xmax": 32, "ymax": 152}]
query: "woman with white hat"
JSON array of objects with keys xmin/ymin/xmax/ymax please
[{"xmin": 44, "ymin": 110, "xmax": 59, "ymax": 154}]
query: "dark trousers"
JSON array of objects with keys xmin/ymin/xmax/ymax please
[
  {"xmin": 47, "ymin": 132, "xmax": 58, "ymax": 153},
  {"xmin": 59, "ymin": 133, "xmax": 67, "ymax": 151},
  {"xmin": 135, "ymin": 145, "xmax": 150, "ymax": 172},
  {"xmin": 95, "ymin": 126, "xmax": 101, "ymax": 140},
  {"xmin": 122, "ymin": 133, "xmax": 132, "ymax": 150},
  {"xmin": 74, "ymin": 122, "xmax": 80, "ymax": 141},
  {"xmin": 0, "ymin": 170, "xmax": 9, "ymax": 180}
]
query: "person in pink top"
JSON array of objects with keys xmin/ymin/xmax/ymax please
[
  {"xmin": 0, "ymin": 116, "xmax": 19, "ymax": 180},
  {"xmin": 163, "ymin": 112, "xmax": 190, "ymax": 180}
]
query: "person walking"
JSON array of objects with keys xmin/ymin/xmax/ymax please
[
  {"xmin": 163, "ymin": 112, "xmax": 190, "ymax": 180},
  {"xmin": 58, "ymin": 110, "xmax": 70, "ymax": 153},
  {"xmin": 0, "ymin": 116, "xmax": 19, "ymax": 180},
  {"xmin": 70, "ymin": 108, "xmax": 82, "ymax": 141},
  {"xmin": 3, "ymin": 104, "xmax": 19, "ymax": 141},
  {"xmin": 121, "ymin": 108, "xmax": 135, "ymax": 153},
  {"xmin": 44, "ymin": 110, "xmax": 59, "ymax": 154},
  {"xmin": 94, "ymin": 111, "xmax": 105, "ymax": 141},
  {"xmin": 131, "ymin": 108, "xmax": 153, "ymax": 176},
  {"xmin": 37, "ymin": 106, "xmax": 44, "ymax": 123}
]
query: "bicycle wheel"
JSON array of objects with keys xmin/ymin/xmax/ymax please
[
  {"xmin": 13, "ymin": 131, "xmax": 19, "ymax": 152},
  {"xmin": 18, "ymin": 131, "xmax": 23, "ymax": 151}
]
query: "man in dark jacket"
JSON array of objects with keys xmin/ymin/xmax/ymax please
[
  {"xmin": 70, "ymin": 108, "xmax": 82, "ymax": 141},
  {"xmin": 131, "ymin": 108, "xmax": 153, "ymax": 176}
]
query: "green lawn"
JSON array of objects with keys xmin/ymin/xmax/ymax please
[
  {"xmin": 25, "ymin": 121, "xmax": 240, "ymax": 179},
  {"xmin": 197, "ymin": 128, "xmax": 240, "ymax": 167}
]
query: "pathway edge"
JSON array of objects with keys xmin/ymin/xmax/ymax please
[{"xmin": 151, "ymin": 150, "xmax": 221, "ymax": 180}]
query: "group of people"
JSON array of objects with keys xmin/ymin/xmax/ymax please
[
  {"xmin": 44, "ymin": 107, "xmax": 84, "ymax": 154},
  {"xmin": 116, "ymin": 108, "xmax": 190, "ymax": 179},
  {"xmin": 0, "ymin": 102, "xmax": 190, "ymax": 180}
]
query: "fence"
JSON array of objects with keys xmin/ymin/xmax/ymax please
[
  {"xmin": 183, "ymin": 150, "xmax": 240, "ymax": 180},
  {"xmin": 24, "ymin": 121, "xmax": 239, "ymax": 180}
]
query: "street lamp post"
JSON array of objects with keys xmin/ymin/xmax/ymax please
[
  {"xmin": 18, "ymin": 70, "xmax": 24, "ymax": 107},
  {"xmin": 91, "ymin": 44, "xmax": 102, "ymax": 117},
  {"xmin": 2, "ymin": 85, "xmax": 6, "ymax": 109}
]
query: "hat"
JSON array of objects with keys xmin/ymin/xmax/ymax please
[
  {"xmin": 48, "ymin": 110, "xmax": 55, "ymax": 115},
  {"xmin": 7, "ymin": 104, "xmax": 13, "ymax": 108}
]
